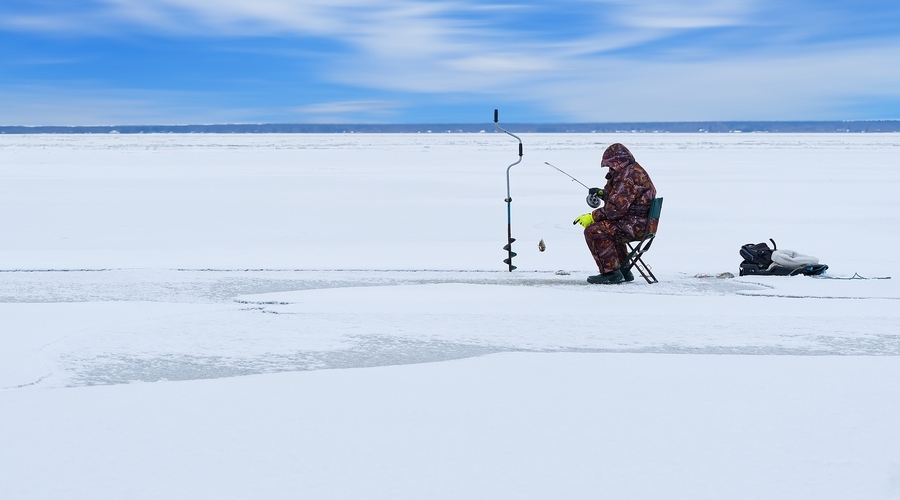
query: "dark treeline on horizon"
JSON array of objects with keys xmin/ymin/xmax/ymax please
[{"xmin": 2, "ymin": 121, "xmax": 900, "ymax": 134}]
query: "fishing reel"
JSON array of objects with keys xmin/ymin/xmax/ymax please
[{"xmin": 586, "ymin": 187, "xmax": 604, "ymax": 209}]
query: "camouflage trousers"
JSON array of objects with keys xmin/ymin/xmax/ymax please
[{"xmin": 584, "ymin": 218, "xmax": 648, "ymax": 273}]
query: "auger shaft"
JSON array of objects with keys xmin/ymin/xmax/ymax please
[{"xmin": 494, "ymin": 109, "xmax": 522, "ymax": 271}]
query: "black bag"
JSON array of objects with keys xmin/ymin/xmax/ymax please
[
  {"xmin": 738, "ymin": 238, "xmax": 829, "ymax": 276},
  {"xmin": 740, "ymin": 238, "xmax": 776, "ymax": 268}
]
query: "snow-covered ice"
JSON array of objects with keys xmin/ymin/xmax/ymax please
[{"xmin": 1, "ymin": 133, "xmax": 899, "ymax": 499}]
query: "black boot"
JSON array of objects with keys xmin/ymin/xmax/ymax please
[
  {"xmin": 587, "ymin": 269, "xmax": 624, "ymax": 285},
  {"xmin": 620, "ymin": 265, "xmax": 635, "ymax": 282}
]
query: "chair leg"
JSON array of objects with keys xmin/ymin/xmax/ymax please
[
  {"xmin": 631, "ymin": 255, "xmax": 658, "ymax": 284},
  {"xmin": 624, "ymin": 236, "xmax": 658, "ymax": 284}
]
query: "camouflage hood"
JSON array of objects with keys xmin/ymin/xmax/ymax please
[{"xmin": 601, "ymin": 143, "xmax": 635, "ymax": 170}]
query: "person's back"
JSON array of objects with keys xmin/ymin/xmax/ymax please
[{"xmin": 596, "ymin": 159, "xmax": 656, "ymax": 224}]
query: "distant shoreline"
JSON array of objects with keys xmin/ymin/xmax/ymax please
[{"xmin": 2, "ymin": 121, "xmax": 900, "ymax": 134}]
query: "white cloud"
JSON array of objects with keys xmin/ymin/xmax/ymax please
[
  {"xmin": 630, "ymin": 16, "xmax": 741, "ymax": 29},
  {"xmin": 2, "ymin": 15, "xmax": 80, "ymax": 31},
  {"xmin": 4, "ymin": 0, "xmax": 899, "ymax": 121},
  {"xmin": 101, "ymin": 0, "xmax": 471, "ymax": 40},
  {"xmin": 0, "ymin": 86, "xmax": 264, "ymax": 126},
  {"xmin": 290, "ymin": 100, "xmax": 403, "ymax": 122},
  {"xmin": 445, "ymin": 55, "xmax": 557, "ymax": 74},
  {"xmin": 526, "ymin": 41, "xmax": 900, "ymax": 121},
  {"xmin": 608, "ymin": 0, "xmax": 754, "ymax": 29}
]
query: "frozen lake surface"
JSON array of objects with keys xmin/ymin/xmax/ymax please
[
  {"xmin": 1, "ymin": 133, "xmax": 899, "ymax": 499},
  {"xmin": 1, "ymin": 268, "xmax": 898, "ymax": 390}
]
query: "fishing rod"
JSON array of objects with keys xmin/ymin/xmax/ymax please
[
  {"xmin": 544, "ymin": 161, "xmax": 603, "ymax": 208},
  {"xmin": 544, "ymin": 162, "xmax": 589, "ymax": 189},
  {"xmin": 495, "ymin": 109, "xmax": 522, "ymax": 271}
]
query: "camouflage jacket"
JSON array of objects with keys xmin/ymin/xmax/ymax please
[{"xmin": 591, "ymin": 161, "xmax": 656, "ymax": 221}]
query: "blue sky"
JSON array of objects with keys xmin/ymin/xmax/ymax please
[{"xmin": 2, "ymin": 0, "xmax": 900, "ymax": 125}]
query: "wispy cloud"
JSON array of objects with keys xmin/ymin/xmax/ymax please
[
  {"xmin": 0, "ymin": 85, "xmax": 267, "ymax": 126},
  {"xmin": 290, "ymin": 100, "xmax": 402, "ymax": 123},
  {"xmin": 538, "ymin": 40, "xmax": 900, "ymax": 121},
  {"xmin": 2, "ymin": 0, "xmax": 900, "ymax": 122},
  {"xmin": 611, "ymin": 0, "xmax": 752, "ymax": 28}
]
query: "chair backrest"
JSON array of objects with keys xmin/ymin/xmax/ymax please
[
  {"xmin": 648, "ymin": 197, "xmax": 663, "ymax": 219},
  {"xmin": 647, "ymin": 197, "xmax": 663, "ymax": 234}
]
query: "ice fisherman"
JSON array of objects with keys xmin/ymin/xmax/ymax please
[{"xmin": 573, "ymin": 143, "xmax": 657, "ymax": 285}]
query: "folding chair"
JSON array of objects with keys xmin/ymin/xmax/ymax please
[{"xmin": 623, "ymin": 197, "xmax": 663, "ymax": 284}]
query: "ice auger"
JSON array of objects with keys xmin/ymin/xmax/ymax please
[{"xmin": 494, "ymin": 109, "xmax": 522, "ymax": 271}]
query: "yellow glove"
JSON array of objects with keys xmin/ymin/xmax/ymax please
[{"xmin": 573, "ymin": 213, "xmax": 594, "ymax": 227}]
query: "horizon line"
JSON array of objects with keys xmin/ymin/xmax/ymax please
[{"xmin": 3, "ymin": 120, "xmax": 900, "ymax": 134}]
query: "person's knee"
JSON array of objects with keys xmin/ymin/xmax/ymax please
[{"xmin": 585, "ymin": 221, "xmax": 613, "ymax": 236}]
